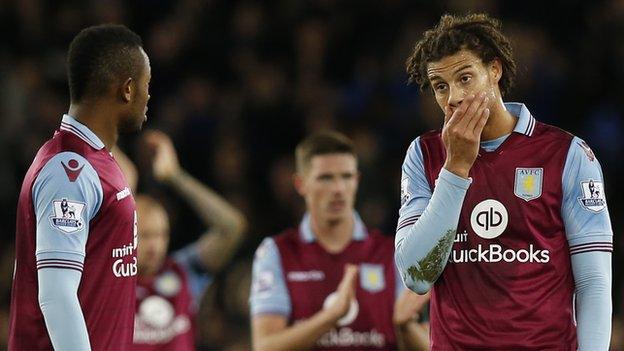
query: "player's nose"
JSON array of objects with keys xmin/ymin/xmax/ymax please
[
  {"xmin": 447, "ymin": 86, "xmax": 465, "ymax": 108},
  {"xmin": 330, "ymin": 179, "xmax": 348, "ymax": 193}
]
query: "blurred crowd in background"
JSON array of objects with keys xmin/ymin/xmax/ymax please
[{"xmin": 1, "ymin": 0, "xmax": 623, "ymax": 350}]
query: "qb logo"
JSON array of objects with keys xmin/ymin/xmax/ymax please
[{"xmin": 470, "ymin": 199, "xmax": 508, "ymax": 239}]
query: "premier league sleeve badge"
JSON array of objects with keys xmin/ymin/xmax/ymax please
[
  {"xmin": 49, "ymin": 198, "xmax": 86, "ymax": 233},
  {"xmin": 578, "ymin": 179, "xmax": 606, "ymax": 212}
]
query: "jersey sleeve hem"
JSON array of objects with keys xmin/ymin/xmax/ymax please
[
  {"xmin": 569, "ymin": 241, "xmax": 613, "ymax": 255},
  {"xmin": 36, "ymin": 251, "xmax": 85, "ymax": 272},
  {"xmin": 250, "ymin": 305, "xmax": 291, "ymax": 317},
  {"xmin": 439, "ymin": 168, "xmax": 472, "ymax": 189},
  {"xmin": 396, "ymin": 213, "xmax": 421, "ymax": 233},
  {"xmin": 36, "ymin": 259, "xmax": 84, "ymax": 272},
  {"xmin": 567, "ymin": 232, "xmax": 613, "ymax": 245}
]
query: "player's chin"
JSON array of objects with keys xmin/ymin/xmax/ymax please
[
  {"xmin": 119, "ymin": 115, "xmax": 146, "ymax": 133},
  {"xmin": 325, "ymin": 208, "xmax": 350, "ymax": 221}
]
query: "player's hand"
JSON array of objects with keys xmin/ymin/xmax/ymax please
[
  {"xmin": 393, "ymin": 289, "xmax": 430, "ymax": 326},
  {"xmin": 325, "ymin": 264, "xmax": 358, "ymax": 322},
  {"xmin": 143, "ymin": 130, "xmax": 181, "ymax": 182},
  {"xmin": 441, "ymin": 92, "xmax": 490, "ymax": 178}
]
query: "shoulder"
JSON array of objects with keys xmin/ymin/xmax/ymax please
[
  {"xmin": 254, "ymin": 236, "xmax": 282, "ymax": 262},
  {"xmin": 419, "ymin": 129, "xmax": 442, "ymax": 141},
  {"xmin": 533, "ymin": 122, "xmax": 575, "ymax": 143},
  {"xmin": 566, "ymin": 136, "xmax": 599, "ymax": 162},
  {"xmin": 272, "ymin": 228, "xmax": 300, "ymax": 246},
  {"xmin": 413, "ymin": 129, "xmax": 442, "ymax": 144},
  {"xmin": 34, "ymin": 150, "xmax": 102, "ymax": 191},
  {"xmin": 415, "ymin": 130, "xmax": 445, "ymax": 157},
  {"xmin": 49, "ymin": 130, "xmax": 101, "ymax": 157},
  {"xmin": 366, "ymin": 229, "xmax": 395, "ymax": 248},
  {"xmin": 403, "ymin": 131, "xmax": 442, "ymax": 153}
]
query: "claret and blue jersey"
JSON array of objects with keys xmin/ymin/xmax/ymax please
[
  {"xmin": 395, "ymin": 103, "xmax": 613, "ymax": 350},
  {"xmin": 9, "ymin": 115, "xmax": 138, "ymax": 350},
  {"xmin": 250, "ymin": 213, "xmax": 405, "ymax": 350}
]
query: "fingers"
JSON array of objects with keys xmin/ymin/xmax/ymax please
[
  {"xmin": 443, "ymin": 105, "xmax": 453, "ymax": 125},
  {"xmin": 445, "ymin": 94, "xmax": 475, "ymax": 128},
  {"xmin": 466, "ymin": 93, "xmax": 490, "ymax": 133},
  {"xmin": 407, "ymin": 289, "xmax": 430, "ymax": 306},
  {"xmin": 398, "ymin": 289, "xmax": 430, "ymax": 306},
  {"xmin": 456, "ymin": 92, "xmax": 485, "ymax": 130},
  {"xmin": 337, "ymin": 264, "xmax": 358, "ymax": 297},
  {"xmin": 143, "ymin": 130, "xmax": 169, "ymax": 146},
  {"xmin": 473, "ymin": 105, "xmax": 490, "ymax": 137},
  {"xmin": 142, "ymin": 130, "xmax": 176, "ymax": 159}
]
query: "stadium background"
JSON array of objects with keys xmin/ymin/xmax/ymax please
[{"xmin": 0, "ymin": 0, "xmax": 622, "ymax": 349}]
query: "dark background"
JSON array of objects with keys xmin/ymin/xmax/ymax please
[{"xmin": 0, "ymin": 0, "xmax": 622, "ymax": 349}]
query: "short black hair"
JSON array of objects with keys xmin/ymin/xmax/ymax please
[
  {"xmin": 295, "ymin": 131, "xmax": 356, "ymax": 174},
  {"xmin": 67, "ymin": 24, "xmax": 144, "ymax": 102},
  {"xmin": 406, "ymin": 13, "xmax": 516, "ymax": 97}
]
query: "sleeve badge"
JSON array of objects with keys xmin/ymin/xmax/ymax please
[
  {"xmin": 49, "ymin": 198, "xmax": 86, "ymax": 233},
  {"xmin": 578, "ymin": 179, "xmax": 606, "ymax": 212}
]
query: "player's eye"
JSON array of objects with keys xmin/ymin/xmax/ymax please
[
  {"xmin": 460, "ymin": 75, "xmax": 472, "ymax": 84},
  {"xmin": 434, "ymin": 83, "xmax": 448, "ymax": 92},
  {"xmin": 318, "ymin": 174, "xmax": 333, "ymax": 182}
]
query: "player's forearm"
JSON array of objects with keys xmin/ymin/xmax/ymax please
[
  {"xmin": 396, "ymin": 321, "xmax": 429, "ymax": 351},
  {"xmin": 572, "ymin": 251, "xmax": 612, "ymax": 350},
  {"xmin": 254, "ymin": 310, "xmax": 338, "ymax": 351},
  {"xmin": 395, "ymin": 168, "xmax": 470, "ymax": 294},
  {"xmin": 168, "ymin": 169, "xmax": 247, "ymax": 236},
  {"xmin": 38, "ymin": 268, "xmax": 91, "ymax": 350},
  {"xmin": 169, "ymin": 169, "xmax": 247, "ymax": 271}
]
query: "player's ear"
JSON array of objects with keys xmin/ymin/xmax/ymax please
[
  {"xmin": 121, "ymin": 77, "xmax": 133, "ymax": 103},
  {"xmin": 489, "ymin": 58, "xmax": 502, "ymax": 85},
  {"xmin": 293, "ymin": 173, "xmax": 307, "ymax": 197}
]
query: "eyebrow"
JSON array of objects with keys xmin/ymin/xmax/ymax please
[{"xmin": 428, "ymin": 64, "xmax": 474, "ymax": 82}]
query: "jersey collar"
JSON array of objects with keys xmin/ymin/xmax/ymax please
[
  {"xmin": 299, "ymin": 212, "xmax": 368, "ymax": 243},
  {"xmin": 505, "ymin": 102, "xmax": 537, "ymax": 137},
  {"xmin": 60, "ymin": 114, "xmax": 105, "ymax": 150}
]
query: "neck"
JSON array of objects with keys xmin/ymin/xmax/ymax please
[
  {"xmin": 480, "ymin": 98, "xmax": 516, "ymax": 141},
  {"xmin": 310, "ymin": 213, "xmax": 354, "ymax": 254},
  {"xmin": 68, "ymin": 102, "xmax": 118, "ymax": 150}
]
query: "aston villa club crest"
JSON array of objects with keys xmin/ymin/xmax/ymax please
[
  {"xmin": 360, "ymin": 264, "xmax": 385, "ymax": 293},
  {"xmin": 514, "ymin": 168, "xmax": 543, "ymax": 202},
  {"xmin": 578, "ymin": 179, "xmax": 606, "ymax": 212},
  {"xmin": 49, "ymin": 198, "xmax": 85, "ymax": 233}
]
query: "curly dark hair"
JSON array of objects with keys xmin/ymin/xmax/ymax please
[{"xmin": 406, "ymin": 13, "xmax": 516, "ymax": 97}]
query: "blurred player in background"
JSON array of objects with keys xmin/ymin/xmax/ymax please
[
  {"xmin": 395, "ymin": 13, "xmax": 613, "ymax": 350},
  {"xmin": 9, "ymin": 24, "xmax": 150, "ymax": 350},
  {"xmin": 250, "ymin": 131, "xmax": 429, "ymax": 351},
  {"xmin": 132, "ymin": 130, "xmax": 247, "ymax": 350}
]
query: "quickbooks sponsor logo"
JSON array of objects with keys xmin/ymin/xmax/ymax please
[
  {"xmin": 317, "ymin": 328, "xmax": 385, "ymax": 348},
  {"xmin": 449, "ymin": 244, "xmax": 550, "ymax": 264},
  {"xmin": 456, "ymin": 199, "xmax": 550, "ymax": 264},
  {"xmin": 470, "ymin": 199, "xmax": 508, "ymax": 239}
]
